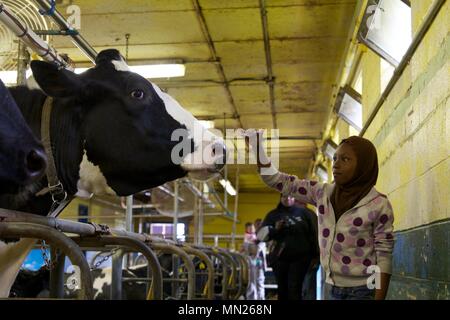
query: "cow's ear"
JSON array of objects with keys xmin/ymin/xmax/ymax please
[{"xmin": 30, "ymin": 61, "xmax": 83, "ymax": 97}]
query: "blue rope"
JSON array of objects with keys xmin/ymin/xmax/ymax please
[{"xmin": 39, "ymin": 0, "xmax": 56, "ymax": 16}]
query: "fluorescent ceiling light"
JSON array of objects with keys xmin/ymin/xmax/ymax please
[
  {"xmin": 199, "ymin": 120, "xmax": 215, "ymax": 129},
  {"xmin": 75, "ymin": 64, "xmax": 185, "ymax": 78},
  {"xmin": 1, "ymin": 63, "xmax": 185, "ymax": 85},
  {"xmin": 219, "ymin": 179, "xmax": 236, "ymax": 196}
]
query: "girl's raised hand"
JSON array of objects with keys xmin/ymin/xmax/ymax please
[{"xmin": 237, "ymin": 128, "xmax": 271, "ymax": 168}]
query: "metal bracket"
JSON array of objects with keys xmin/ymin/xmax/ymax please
[{"xmin": 39, "ymin": 0, "xmax": 56, "ymax": 16}]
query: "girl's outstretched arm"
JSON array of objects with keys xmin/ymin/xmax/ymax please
[{"xmin": 245, "ymin": 129, "xmax": 323, "ymax": 206}]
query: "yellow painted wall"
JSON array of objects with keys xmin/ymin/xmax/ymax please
[
  {"xmin": 359, "ymin": 1, "xmax": 449, "ymax": 231},
  {"xmin": 58, "ymin": 197, "xmax": 127, "ymax": 229},
  {"xmin": 362, "ymin": 50, "xmax": 382, "ymax": 123},
  {"xmin": 189, "ymin": 192, "xmax": 280, "ymax": 249}
]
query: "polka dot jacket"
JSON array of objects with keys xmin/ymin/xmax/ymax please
[{"xmin": 260, "ymin": 167, "xmax": 394, "ymax": 287}]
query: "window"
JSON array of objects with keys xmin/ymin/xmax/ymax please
[
  {"xmin": 322, "ymin": 139, "xmax": 338, "ymax": 161},
  {"xmin": 150, "ymin": 223, "xmax": 185, "ymax": 241},
  {"xmin": 358, "ymin": 0, "xmax": 412, "ymax": 66},
  {"xmin": 334, "ymin": 85, "xmax": 363, "ymax": 132},
  {"xmin": 315, "ymin": 165, "xmax": 329, "ymax": 182}
]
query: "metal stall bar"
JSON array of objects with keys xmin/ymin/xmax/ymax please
[
  {"xmin": 0, "ymin": 209, "xmax": 167, "ymax": 300},
  {"xmin": 217, "ymin": 249, "xmax": 239, "ymax": 299},
  {"xmin": 0, "ymin": 2, "xmax": 70, "ymax": 68},
  {"xmin": 172, "ymin": 181, "xmax": 179, "ymax": 296},
  {"xmin": 73, "ymin": 235, "xmax": 163, "ymax": 300},
  {"xmin": 34, "ymin": 0, "xmax": 98, "ymax": 63},
  {"xmin": 0, "ymin": 222, "xmax": 93, "ymax": 299},
  {"xmin": 142, "ymin": 235, "xmax": 215, "ymax": 299},
  {"xmin": 148, "ymin": 242, "xmax": 195, "ymax": 300},
  {"xmin": 182, "ymin": 245, "xmax": 215, "ymax": 300},
  {"xmin": 0, "ymin": 209, "xmax": 108, "ymax": 235},
  {"xmin": 230, "ymin": 252, "xmax": 250, "ymax": 299},
  {"xmin": 202, "ymin": 247, "xmax": 229, "ymax": 300},
  {"xmin": 110, "ymin": 230, "xmax": 199, "ymax": 300}
]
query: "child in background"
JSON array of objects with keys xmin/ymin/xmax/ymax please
[{"xmin": 243, "ymin": 222, "xmax": 257, "ymax": 250}]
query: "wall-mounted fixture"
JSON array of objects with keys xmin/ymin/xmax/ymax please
[
  {"xmin": 322, "ymin": 139, "xmax": 338, "ymax": 161},
  {"xmin": 315, "ymin": 164, "xmax": 329, "ymax": 182},
  {"xmin": 334, "ymin": 85, "xmax": 363, "ymax": 132}
]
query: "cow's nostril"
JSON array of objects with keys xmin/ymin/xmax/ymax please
[{"xmin": 26, "ymin": 149, "xmax": 47, "ymax": 178}]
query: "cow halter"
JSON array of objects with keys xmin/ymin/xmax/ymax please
[{"xmin": 36, "ymin": 97, "xmax": 73, "ymax": 217}]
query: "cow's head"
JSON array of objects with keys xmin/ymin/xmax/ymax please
[
  {"xmin": 0, "ymin": 80, "xmax": 47, "ymax": 194},
  {"xmin": 30, "ymin": 49, "xmax": 226, "ymax": 196}
]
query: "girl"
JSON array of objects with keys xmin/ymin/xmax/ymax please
[{"xmin": 247, "ymin": 131, "xmax": 394, "ymax": 300}]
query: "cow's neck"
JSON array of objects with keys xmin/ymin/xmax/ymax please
[{"xmin": 6, "ymin": 87, "xmax": 83, "ymax": 214}]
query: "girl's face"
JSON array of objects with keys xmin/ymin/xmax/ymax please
[{"xmin": 332, "ymin": 143, "xmax": 357, "ymax": 185}]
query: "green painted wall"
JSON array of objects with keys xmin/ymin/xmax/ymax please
[
  {"xmin": 360, "ymin": 1, "xmax": 449, "ymax": 299},
  {"xmin": 387, "ymin": 219, "xmax": 449, "ymax": 299}
]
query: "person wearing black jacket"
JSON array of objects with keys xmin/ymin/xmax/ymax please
[{"xmin": 259, "ymin": 195, "xmax": 319, "ymax": 300}]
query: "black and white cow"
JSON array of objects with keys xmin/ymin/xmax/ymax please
[
  {"xmin": 0, "ymin": 49, "xmax": 226, "ymax": 297},
  {"xmin": 0, "ymin": 79, "xmax": 47, "ymax": 194}
]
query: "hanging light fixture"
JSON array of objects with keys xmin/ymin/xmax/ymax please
[{"xmin": 219, "ymin": 179, "xmax": 236, "ymax": 196}]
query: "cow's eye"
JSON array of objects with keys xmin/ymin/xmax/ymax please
[{"xmin": 130, "ymin": 89, "xmax": 144, "ymax": 99}]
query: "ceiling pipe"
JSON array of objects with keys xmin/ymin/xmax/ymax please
[
  {"xmin": 120, "ymin": 197, "xmax": 157, "ymax": 209},
  {"xmin": 179, "ymin": 178, "xmax": 212, "ymax": 203},
  {"xmin": 192, "ymin": 0, "xmax": 243, "ymax": 129},
  {"xmin": 0, "ymin": 2, "xmax": 70, "ymax": 69},
  {"xmin": 259, "ymin": 0, "xmax": 277, "ymax": 129},
  {"xmin": 34, "ymin": 0, "xmax": 97, "ymax": 63}
]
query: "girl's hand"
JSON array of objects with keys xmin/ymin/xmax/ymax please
[{"xmin": 238, "ymin": 129, "xmax": 271, "ymax": 168}]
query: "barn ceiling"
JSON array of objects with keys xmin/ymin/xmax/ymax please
[{"xmin": 40, "ymin": 0, "xmax": 356, "ymax": 193}]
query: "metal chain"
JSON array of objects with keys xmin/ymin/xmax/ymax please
[
  {"xmin": 40, "ymin": 240, "xmax": 58, "ymax": 270},
  {"xmin": 125, "ymin": 33, "xmax": 130, "ymax": 62},
  {"xmin": 90, "ymin": 249, "xmax": 119, "ymax": 271}
]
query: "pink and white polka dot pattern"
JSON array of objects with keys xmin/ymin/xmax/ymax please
[{"xmin": 260, "ymin": 169, "xmax": 394, "ymax": 287}]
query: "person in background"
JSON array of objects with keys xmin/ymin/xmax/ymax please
[
  {"xmin": 245, "ymin": 243, "xmax": 259, "ymax": 300},
  {"xmin": 258, "ymin": 195, "xmax": 319, "ymax": 300},
  {"xmin": 243, "ymin": 222, "xmax": 257, "ymax": 250},
  {"xmin": 293, "ymin": 200, "xmax": 320, "ymax": 300},
  {"xmin": 254, "ymin": 218, "xmax": 267, "ymax": 300}
]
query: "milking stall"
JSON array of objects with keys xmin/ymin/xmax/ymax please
[{"xmin": 0, "ymin": 0, "xmax": 448, "ymax": 307}]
